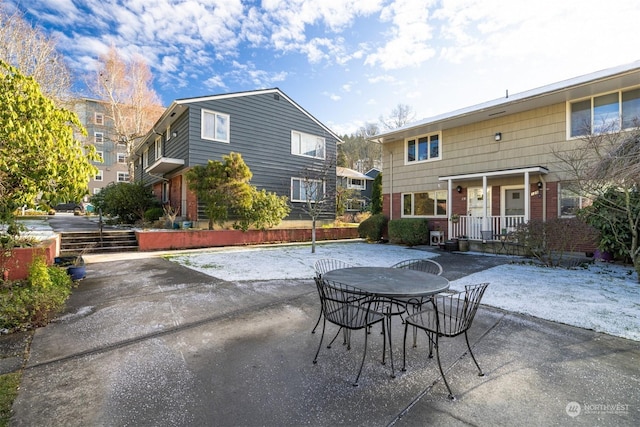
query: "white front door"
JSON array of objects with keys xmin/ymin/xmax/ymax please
[{"xmin": 467, "ymin": 187, "xmax": 491, "ymax": 218}]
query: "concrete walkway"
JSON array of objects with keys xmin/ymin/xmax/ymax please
[{"xmin": 4, "ymin": 248, "xmax": 638, "ymax": 426}]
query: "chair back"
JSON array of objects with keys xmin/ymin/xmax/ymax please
[
  {"xmin": 314, "ymin": 258, "xmax": 354, "ymax": 278},
  {"xmin": 432, "ymin": 283, "xmax": 489, "ymax": 337},
  {"xmin": 391, "ymin": 258, "xmax": 443, "ymax": 276},
  {"xmin": 480, "ymin": 230, "xmax": 494, "ymax": 242},
  {"xmin": 316, "ymin": 279, "xmax": 381, "ymax": 330}
]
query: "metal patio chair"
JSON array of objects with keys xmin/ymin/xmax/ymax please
[
  {"xmin": 391, "ymin": 259, "xmax": 445, "ymax": 347},
  {"xmin": 313, "ymin": 278, "xmax": 385, "ymax": 386},
  {"xmin": 312, "ymin": 259, "xmax": 355, "ymax": 335},
  {"xmin": 402, "ymin": 283, "xmax": 489, "ymax": 400}
]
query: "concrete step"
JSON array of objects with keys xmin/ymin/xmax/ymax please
[{"xmin": 60, "ymin": 230, "xmax": 138, "ymax": 254}]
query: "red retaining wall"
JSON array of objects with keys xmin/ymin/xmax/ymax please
[
  {"xmin": 3, "ymin": 239, "xmax": 57, "ymax": 281},
  {"xmin": 136, "ymin": 227, "xmax": 360, "ymax": 251}
]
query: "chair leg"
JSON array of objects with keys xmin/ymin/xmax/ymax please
[
  {"xmin": 327, "ymin": 327, "xmax": 342, "ymax": 349},
  {"xmin": 428, "ymin": 332, "xmax": 434, "ymax": 358},
  {"xmin": 433, "ymin": 334, "xmax": 456, "ymax": 400},
  {"xmin": 311, "ymin": 311, "xmax": 322, "ymax": 334},
  {"xmin": 401, "ymin": 321, "xmax": 409, "ymax": 372},
  {"xmin": 353, "ymin": 326, "xmax": 373, "ymax": 387},
  {"xmin": 386, "ymin": 310, "xmax": 396, "ymax": 378},
  {"xmin": 465, "ymin": 331, "xmax": 484, "ymax": 376},
  {"xmin": 313, "ymin": 318, "xmax": 327, "ymax": 364}
]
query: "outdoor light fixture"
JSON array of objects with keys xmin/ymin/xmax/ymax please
[
  {"xmin": 456, "ymin": 185, "xmax": 463, "ymax": 193},
  {"xmin": 172, "ymin": 131, "xmax": 178, "ymax": 138},
  {"xmin": 494, "ymin": 132, "xmax": 502, "ymax": 141},
  {"xmin": 537, "ymin": 181, "xmax": 543, "ymax": 189}
]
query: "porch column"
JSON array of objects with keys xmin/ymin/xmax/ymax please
[
  {"xmin": 482, "ymin": 175, "xmax": 489, "ymax": 229},
  {"xmin": 524, "ymin": 172, "xmax": 530, "ymax": 221},
  {"xmin": 447, "ymin": 179, "xmax": 453, "ymax": 238}
]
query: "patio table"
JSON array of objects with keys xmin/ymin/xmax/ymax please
[{"xmin": 323, "ymin": 266, "xmax": 450, "ymax": 377}]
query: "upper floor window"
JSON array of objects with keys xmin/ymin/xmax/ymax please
[
  {"xmin": 202, "ymin": 109, "xmax": 230, "ymax": 142},
  {"xmin": 143, "ymin": 148, "xmax": 149, "ymax": 168},
  {"xmin": 347, "ymin": 178, "xmax": 365, "ymax": 190},
  {"xmin": 94, "ymin": 113, "xmax": 104, "ymax": 125},
  {"xmin": 402, "ymin": 190, "xmax": 447, "ymax": 217},
  {"xmin": 95, "ymin": 151, "xmax": 104, "ymax": 163},
  {"xmin": 117, "ymin": 152, "xmax": 126, "ymax": 164},
  {"xmin": 94, "ymin": 132, "xmax": 104, "ymax": 144},
  {"xmin": 291, "ymin": 131, "xmax": 325, "ymax": 159},
  {"xmin": 569, "ymin": 88, "xmax": 640, "ymax": 137},
  {"xmin": 405, "ymin": 133, "xmax": 440, "ymax": 164},
  {"xmin": 291, "ymin": 177, "xmax": 324, "ymax": 202},
  {"xmin": 117, "ymin": 172, "xmax": 129, "ymax": 182},
  {"xmin": 154, "ymin": 136, "xmax": 162, "ymax": 159},
  {"xmin": 94, "ymin": 170, "xmax": 103, "ymax": 182},
  {"xmin": 559, "ymin": 182, "xmax": 591, "ymax": 217},
  {"xmin": 166, "ymin": 125, "xmax": 171, "ymax": 141}
]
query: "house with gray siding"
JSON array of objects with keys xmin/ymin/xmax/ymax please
[{"xmin": 132, "ymin": 88, "xmax": 341, "ymax": 227}]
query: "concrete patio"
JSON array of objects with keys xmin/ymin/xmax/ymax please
[{"xmin": 5, "ymin": 250, "xmax": 639, "ymax": 426}]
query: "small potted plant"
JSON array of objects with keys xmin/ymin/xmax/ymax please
[{"xmin": 450, "ymin": 213, "xmax": 460, "ymax": 223}]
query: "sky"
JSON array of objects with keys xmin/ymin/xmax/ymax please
[{"xmin": 7, "ymin": 0, "xmax": 640, "ymax": 135}]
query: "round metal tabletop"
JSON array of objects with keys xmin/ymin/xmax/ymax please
[{"xmin": 322, "ymin": 266, "xmax": 449, "ymax": 298}]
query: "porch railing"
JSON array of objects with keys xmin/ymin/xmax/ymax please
[{"xmin": 450, "ymin": 215, "xmax": 526, "ymax": 240}]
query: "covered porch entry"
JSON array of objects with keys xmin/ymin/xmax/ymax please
[{"xmin": 439, "ymin": 166, "xmax": 549, "ymax": 241}]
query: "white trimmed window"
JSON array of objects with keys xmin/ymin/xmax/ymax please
[
  {"xmin": 291, "ymin": 131, "xmax": 325, "ymax": 159},
  {"xmin": 569, "ymin": 87, "xmax": 640, "ymax": 137},
  {"xmin": 117, "ymin": 172, "xmax": 129, "ymax": 182},
  {"xmin": 291, "ymin": 177, "xmax": 324, "ymax": 202},
  {"xmin": 95, "ymin": 113, "xmax": 104, "ymax": 125},
  {"xmin": 154, "ymin": 136, "xmax": 162, "ymax": 159},
  {"xmin": 95, "ymin": 151, "xmax": 104, "ymax": 163},
  {"xmin": 202, "ymin": 109, "xmax": 230, "ymax": 142},
  {"xmin": 117, "ymin": 152, "xmax": 126, "ymax": 164},
  {"xmin": 94, "ymin": 132, "xmax": 104, "ymax": 144},
  {"xmin": 166, "ymin": 125, "xmax": 171, "ymax": 141},
  {"xmin": 402, "ymin": 190, "xmax": 448, "ymax": 217},
  {"xmin": 559, "ymin": 183, "xmax": 592, "ymax": 217},
  {"xmin": 347, "ymin": 178, "xmax": 365, "ymax": 190},
  {"xmin": 405, "ymin": 133, "xmax": 441, "ymax": 164},
  {"xmin": 93, "ymin": 187, "xmax": 101, "ymax": 195},
  {"xmin": 143, "ymin": 148, "xmax": 149, "ymax": 168},
  {"xmin": 94, "ymin": 170, "xmax": 103, "ymax": 182}
]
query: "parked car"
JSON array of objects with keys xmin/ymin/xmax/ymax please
[{"xmin": 54, "ymin": 202, "xmax": 83, "ymax": 213}]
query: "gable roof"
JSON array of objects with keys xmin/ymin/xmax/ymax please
[
  {"xmin": 139, "ymin": 88, "xmax": 341, "ymax": 151},
  {"xmin": 373, "ymin": 60, "xmax": 640, "ymax": 144},
  {"xmin": 336, "ymin": 167, "xmax": 374, "ymax": 180}
]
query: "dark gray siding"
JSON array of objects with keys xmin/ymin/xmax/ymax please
[
  {"xmin": 136, "ymin": 110, "xmax": 190, "ymax": 186},
  {"xmin": 186, "ymin": 92, "xmax": 338, "ymax": 220}
]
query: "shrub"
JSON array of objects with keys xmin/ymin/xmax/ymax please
[
  {"xmin": 91, "ymin": 182, "xmax": 159, "ymax": 224},
  {"xmin": 388, "ymin": 218, "xmax": 430, "ymax": 246},
  {"xmin": 357, "ymin": 213, "xmax": 387, "ymax": 242},
  {"xmin": 0, "ymin": 257, "xmax": 73, "ymax": 331},
  {"xmin": 354, "ymin": 211, "xmax": 371, "ymax": 223},
  {"xmin": 512, "ymin": 217, "xmax": 598, "ymax": 267},
  {"xmin": 144, "ymin": 207, "xmax": 165, "ymax": 222}
]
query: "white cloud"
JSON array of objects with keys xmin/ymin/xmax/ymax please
[{"xmin": 364, "ymin": 0, "xmax": 437, "ymax": 70}]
